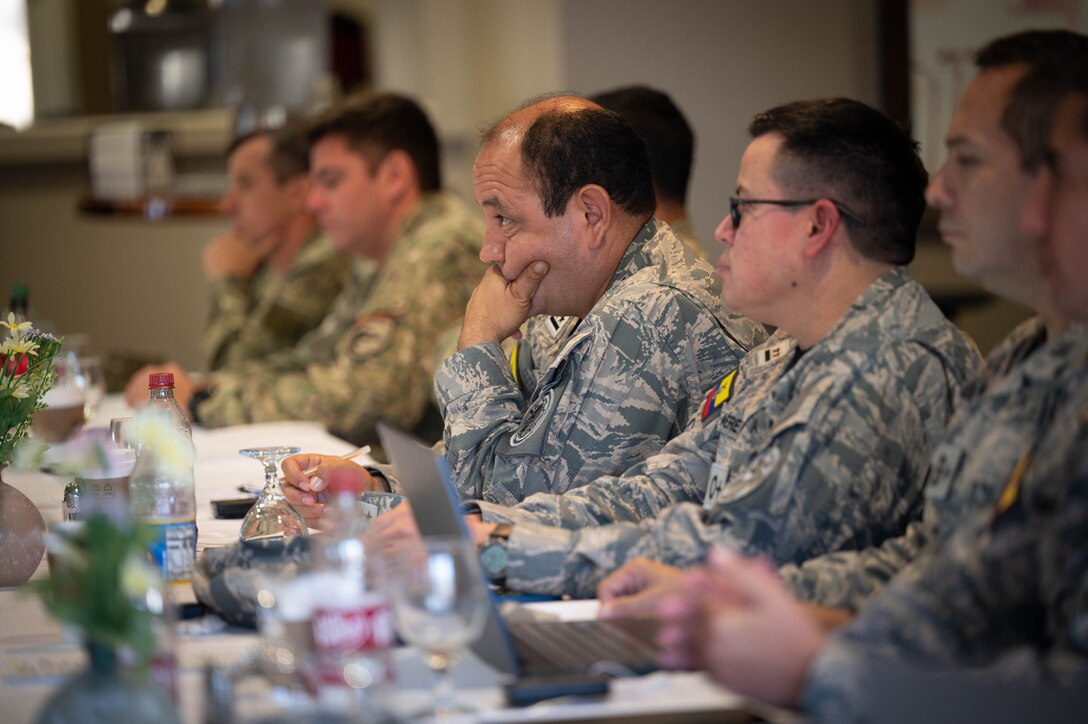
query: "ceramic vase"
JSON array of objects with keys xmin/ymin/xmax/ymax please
[
  {"xmin": 36, "ymin": 641, "xmax": 179, "ymax": 724},
  {"xmin": 0, "ymin": 463, "xmax": 47, "ymax": 587}
]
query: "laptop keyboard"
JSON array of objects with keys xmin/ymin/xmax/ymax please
[{"xmin": 509, "ymin": 618, "xmax": 659, "ymax": 676}]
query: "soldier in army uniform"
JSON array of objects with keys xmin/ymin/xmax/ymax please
[
  {"xmin": 281, "ymin": 96, "xmax": 764, "ymax": 521},
  {"xmin": 126, "ymin": 93, "xmax": 484, "ymax": 446},
  {"xmin": 646, "ymin": 33, "xmax": 1088, "ymax": 721},
  {"xmin": 203, "ymin": 127, "xmax": 349, "ymax": 371},
  {"xmin": 438, "ymin": 97, "xmax": 765, "ymax": 504},
  {"xmin": 359, "ymin": 98, "xmax": 981, "ymax": 597},
  {"xmin": 600, "ymin": 29, "xmax": 1088, "ymax": 618}
]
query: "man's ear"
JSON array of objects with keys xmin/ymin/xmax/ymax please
[
  {"xmin": 803, "ymin": 199, "xmax": 842, "ymax": 259},
  {"xmin": 572, "ymin": 184, "xmax": 612, "ymax": 250},
  {"xmin": 377, "ymin": 149, "xmax": 415, "ymax": 203}
]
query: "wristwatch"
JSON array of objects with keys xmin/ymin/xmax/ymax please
[{"xmin": 479, "ymin": 523, "xmax": 513, "ymax": 585}]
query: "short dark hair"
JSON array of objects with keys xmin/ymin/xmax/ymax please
[
  {"xmin": 515, "ymin": 107, "xmax": 656, "ymax": 218},
  {"xmin": 591, "ymin": 85, "xmax": 694, "ymax": 206},
  {"xmin": 749, "ymin": 98, "xmax": 927, "ymax": 265},
  {"xmin": 977, "ymin": 30, "xmax": 1088, "ymax": 171},
  {"xmin": 226, "ymin": 126, "xmax": 310, "ymax": 184},
  {"xmin": 306, "ymin": 92, "xmax": 442, "ymax": 191}
]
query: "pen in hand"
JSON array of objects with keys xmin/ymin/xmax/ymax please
[
  {"xmin": 286, "ymin": 445, "xmax": 371, "ymax": 481},
  {"xmin": 239, "ymin": 445, "xmax": 372, "ymax": 498}
]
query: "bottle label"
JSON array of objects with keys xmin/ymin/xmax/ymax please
[
  {"xmin": 151, "ymin": 652, "xmax": 178, "ymax": 703},
  {"xmin": 146, "ymin": 520, "xmax": 197, "ymax": 584},
  {"xmin": 311, "ymin": 596, "xmax": 395, "ymax": 685}
]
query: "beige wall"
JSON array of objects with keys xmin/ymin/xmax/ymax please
[{"xmin": 0, "ymin": 162, "xmax": 226, "ymax": 371}]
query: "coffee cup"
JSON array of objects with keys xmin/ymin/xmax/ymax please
[
  {"xmin": 75, "ymin": 447, "xmax": 137, "ymax": 507},
  {"xmin": 33, "ymin": 386, "xmax": 87, "ymax": 443}
]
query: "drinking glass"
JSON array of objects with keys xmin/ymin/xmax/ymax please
[
  {"xmin": 80, "ymin": 356, "xmax": 106, "ymax": 417},
  {"xmin": 33, "ymin": 350, "xmax": 86, "ymax": 443},
  {"xmin": 385, "ymin": 537, "xmax": 489, "ymax": 718},
  {"xmin": 238, "ymin": 446, "xmax": 309, "ymax": 542},
  {"xmin": 109, "ymin": 417, "xmax": 140, "ymax": 450}
]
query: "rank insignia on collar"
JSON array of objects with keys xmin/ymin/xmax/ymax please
[{"xmin": 702, "ymin": 369, "xmax": 738, "ymax": 420}]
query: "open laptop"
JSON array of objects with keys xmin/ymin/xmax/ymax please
[{"xmin": 376, "ymin": 422, "xmax": 659, "ymax": 678}]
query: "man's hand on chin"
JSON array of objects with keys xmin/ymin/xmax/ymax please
[{"xmin": 457, "ymin": 261, "xmax": 549, "ymax": 350}]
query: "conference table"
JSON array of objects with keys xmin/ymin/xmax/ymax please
[{"xmin": 0, "ymin": 396, "xmax": 775, "ymax": 723}]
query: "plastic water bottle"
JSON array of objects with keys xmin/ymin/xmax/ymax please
[
  {"xmin": 145, "ymin": 372, "xmax": 193, "ymax": 445},
  {"xmin": 7, "ymin": 282, "xmax": 29, "ymax": 323},
  {"xmin": 304, "ymin": 469, "xmax": 394, "ymax": 711},
  {"xmin": 128, "ymin": 372, "xmax": 197, "ymax": 586}
]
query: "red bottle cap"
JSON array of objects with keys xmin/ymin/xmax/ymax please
[
  {"xmin": 148, "ymin": 372, "xmax": 175, "ymax": 388},
  {"xmin": 326, "ymin": 468, "xmax": 364, "ymax": 496}
]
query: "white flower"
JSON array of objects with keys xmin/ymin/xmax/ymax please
[
  {"xmin": 0, "ymin": 313, "xmax": 32, "ymax": 334},
  {"xmin": 10, "ymin": 383, "xmax": 29, "ymax": 399}
]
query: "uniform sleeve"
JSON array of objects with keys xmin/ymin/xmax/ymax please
[
  {"xmin": 197, "ymin": 234, "xmax": 481, "ymax": 443},
  {"xmin": 437, "ymin": 295, "xmax": 735, "ymax": 504},
  {"xmin": 216, "ymin": 245, "xmax": 349, "ymax": 369},
  {"xmin": 495, "ymin": 419, "xmax": 717, "ymax": 529},
  {"xmin": 778, "ymin": 516, "xmax": 928, "ymax": 610},
  {"xmin": 501, "ymin": 343, "xmax": 956, "ymax": 598},
  {"xmin": 203, "ymin": 276, "xmax": 255, "ymax": 370},
  {"xmin": 204, "ymin": 244, "xmax": 350, "ymax": 371}
]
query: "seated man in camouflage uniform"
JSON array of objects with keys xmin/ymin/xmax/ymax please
[
  {"xmin": 647, "ymin": 37, "xmax": 1088, "ymax": 722},
  {"xmin": 365, "ymin": 98, "xmax": 982, "ymax": 597},
  {"xmin": 126, "ymin": 93, "xmax": 484, "ymax": 446},
  {"xmin": 600, "ymin": 29, "xmax": 1088, "ymax": 619},
  {"xmin": 283, "ymin": 96, "xmax": 764, "ymax": 517},
  {"xmin": 202, "ymin": 126, "xmax": 349, "ymax": 371}
]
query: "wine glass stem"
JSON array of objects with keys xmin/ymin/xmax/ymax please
[
  {"xmin": 263, "ymin": 460, "xmax": 280, "ymax": 495},
  {"xmin": 430, "ymin": 655, "xmax": 456, "ymax": 716}
]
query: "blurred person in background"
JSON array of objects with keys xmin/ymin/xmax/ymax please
[
  {"xmin": 202, "ymin": 126, "xmax": 349, "ymax": 371},
  {"xmin": 127, "ymin": 92, "xmax": 484, "ymax": 447},
  {"xmin": 592, "ymin": 85, "xmax": 704, "ymax": 259}
]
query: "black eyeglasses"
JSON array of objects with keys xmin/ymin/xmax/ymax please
[{"xmin": 728, "ymin": 197, "xmax": 864, "ymax": 229}]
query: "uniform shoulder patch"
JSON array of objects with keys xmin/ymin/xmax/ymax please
[
  {"xmin": 510, "ymin": 387, "xmax": 555, "ymax": 447},
  {"xmin": 702, "ymin": 369, "xmax": 738, "ymax": 420},
  {"xmin": 349, "ymin": 312, "xmax": 398, "ymax": 360}
]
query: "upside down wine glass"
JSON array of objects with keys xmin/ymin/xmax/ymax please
[{"xmin": 238, "ymin": 446, "xmax": 309, "ymax": 541}]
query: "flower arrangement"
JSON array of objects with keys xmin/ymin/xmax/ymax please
[
  {"xmin": 0, "ymin": 314, "xmax": 62, "ymax": 466},
  {"xmin": 36, "ymin": 513, "xmax": 162, "ymax": 666}
]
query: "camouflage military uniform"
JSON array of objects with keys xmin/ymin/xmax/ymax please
[
  {"xmin": 473, "ymin": 267, "xmax": 983, "ymax": 597},
  {"xmin": 194, "ymin": 193, "xmax": 484, "ymax": 445},
  {"xmin": 781, "ymin": 320, "xmax": 1088, "ymax": 609},
  {"xmin": 668, "ymin": 215, "xmax": 707, "ymax": 262},
  {"xmin": 203, "ymin": 232, "xmax": 351, "ymax": 370},
  {"xmin": 805, "ymin": 361, "xmax": 1088, "ymax": 721},
  {"xmin": 435, "ymin": 218, "xmax": 766, "ymax": 505}
]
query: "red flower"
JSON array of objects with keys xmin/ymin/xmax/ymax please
[{"xmin": 1, "ymin": 353, "xmax": 29, "ymax": 377}]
